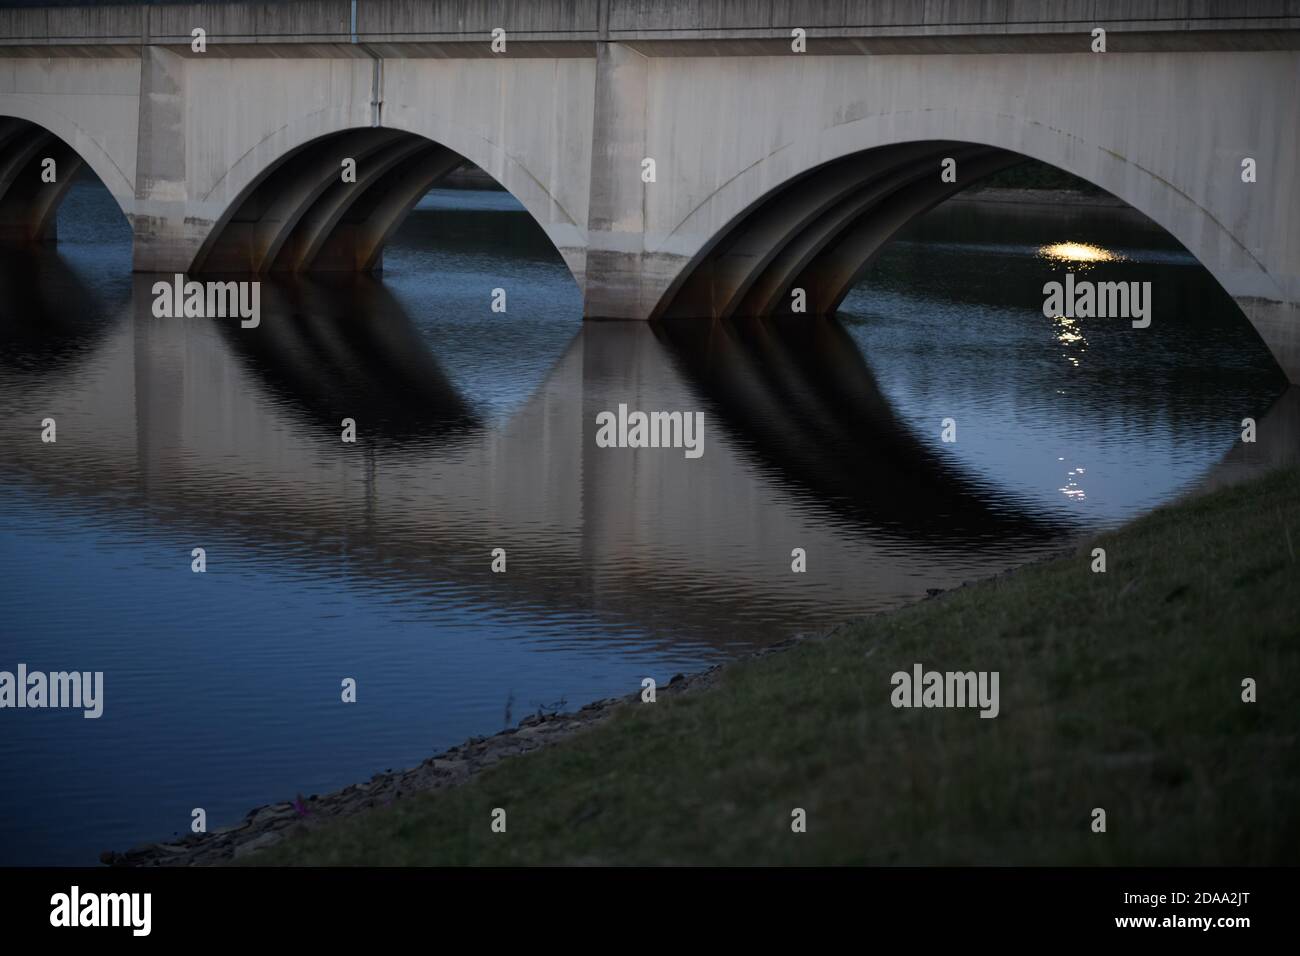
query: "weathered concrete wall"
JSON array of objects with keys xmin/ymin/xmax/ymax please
[
  {"xmin": 127, "ymin": 51, "xmax": 595, "ymax": 280},
  {"xmin": 381, "ymin": 56, "xmax": 596, "ymax": 283},
  {"xmin": 620, "ymin": 50, "xmax": 1299, "ymax": 304},
  {"xmin": 0, "ymin": 53, "xmax": 139, "ymax": 205},
  {"xmin": 131, "ymin": 49, "xmax": 376, "ymax": 269}
]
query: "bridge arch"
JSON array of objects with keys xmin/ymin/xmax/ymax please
[
  {"xmin": 647, "ymin": 110, "xmax": 1295, "ymax": 378},
  {"xmin": 0, "ymin": 111, "xmax": 131, "ymax": 242},
  {"xmin": 191, "ymin": 112, "xmax": 584, "ymax": 286}
]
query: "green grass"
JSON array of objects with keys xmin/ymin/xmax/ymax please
[{"xmin": 257, "ymin": 468, "xmax": 1300, "ymax": 865}]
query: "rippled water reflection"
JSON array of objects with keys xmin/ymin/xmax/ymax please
[{"xmin": 0, "ymin": 180, "xmax": 1288, "ymax": 863}]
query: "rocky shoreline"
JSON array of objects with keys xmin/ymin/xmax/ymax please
[
  {"xmin": 103, "ymin": 563, "xmax": 1066, "ymax": 867},
  {"xmin": 100, "ymin": 665, "xmax": 729, "ymax": 867}
]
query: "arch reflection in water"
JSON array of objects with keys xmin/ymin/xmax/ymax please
[
  {"xmin": 654, "ymin": 314, "xmax": 1069, "ymax": 544},
  {"xmin": 0, "ymin": 250, "xmax": 126, "ymax": 381},
  {"xmin": 212, "ymin": 274, "xmax": 480, "ymax": 448},
  {"xmin": 3, "ymin": 276, "xmax": 1076, "ymax": 648}
]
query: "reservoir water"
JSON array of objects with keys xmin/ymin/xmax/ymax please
[{"xmin": 0, "ymin": 178, "xmax": 1287, "ymax": 864}]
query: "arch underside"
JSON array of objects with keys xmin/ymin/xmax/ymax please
[
  {"xmin": 656, "ymin": 141, "xmax": 1024, "ymax": 321},
  {"xmin": 193, "ymin": 128, "xmax": 469, "ymax": 275},
  {"xmin": 0, "ymin": 117, "xmax": 86, "ymax": 243}
]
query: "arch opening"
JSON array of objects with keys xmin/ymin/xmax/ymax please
[
  {"xmin": 655, "ymin": 136, "xmax": 1294, "ymax": 382},
  {"xmin": 191, "ymin": 128, "xmax": 560, "ymax": 278},
  {"xmin": 0, "ymin": 116, "xmax": 98, "ymax": 244},
  {"xmin": 649, "ymin": 137, "xmax": 1295, "ymax": 384},
  {"xmin": 654, "ymin": 141, "xmax": 1035, "ymax": 322}
]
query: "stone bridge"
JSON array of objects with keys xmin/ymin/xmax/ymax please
[{"xmin": 1, "ymin": 0, "xmax": 1298, "ymax": 379}]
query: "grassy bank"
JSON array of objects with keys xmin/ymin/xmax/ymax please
[{"xmin": 257, "ymin": 469, "xmax": 1300, "ymax": 865}]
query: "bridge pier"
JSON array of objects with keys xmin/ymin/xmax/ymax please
[
  {"xmin": 1237, "ymin": 299, "xmax": 1300, "ymax": 387},
  {"xmin": 581, "ymin": 41, "xmax": 676, "ymax": 321},
  {"xmin": 129, "ymin": 48, "xmax": 211, "ymax": 273}
]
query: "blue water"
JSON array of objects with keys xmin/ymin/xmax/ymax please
[{"xmin": 0, "ymin": 179, "xmax": 1286, "ymax": 864}]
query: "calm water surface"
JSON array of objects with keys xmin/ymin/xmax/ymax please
[{"xmin": 0, "ymin": 179, "xmax": 1287, "ymax": 863}]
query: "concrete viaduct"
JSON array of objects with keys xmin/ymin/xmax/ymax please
[{"xmin": 1, "ymin": 1, "xmax": 1299, "ymax": 380}]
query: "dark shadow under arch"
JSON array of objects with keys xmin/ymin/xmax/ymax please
[
  {"xmin": 653, "ymin": 140, "xmax": 1028, "ymax": 321},
  {"xmin": 0, "ymin": 246, "xmax": 126, "ymax": 381},
  {"xmin": 211, "ymin": 274, "xmax": 482, "ymax": 448},
  {"xmin": 191, "ymin": 127, "xmax": 570, "ymax": 278},
  {"xmin": 0, "ymin": 116, "xmax": 112, "ymax": 244}
]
